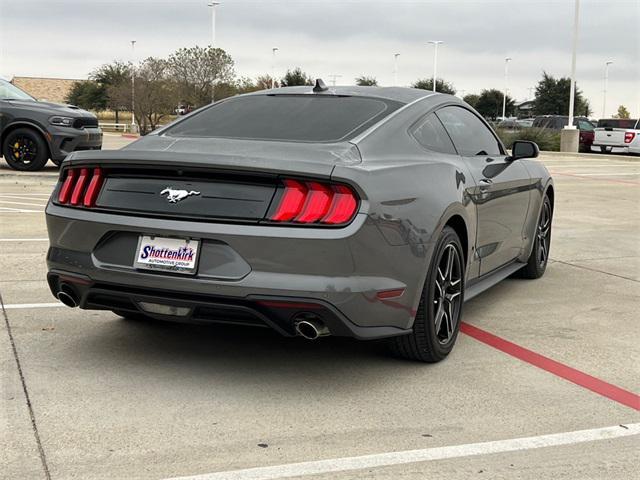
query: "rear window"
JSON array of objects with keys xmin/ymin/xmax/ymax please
[
  {"xmin": 164, "ymin": 94, "xmax": 402, "ymax": 143},
  {"xmin": 597, "ymin": 119, "xmax": 638, "ymax": 129}
]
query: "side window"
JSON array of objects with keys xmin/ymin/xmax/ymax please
[
  {"xmin": 410, "ymin": 112, "xmax": 457, "ymax": 155},
  {"xmin": 436, "ymin": 106, "xmax": 502, "ymax": 156}
]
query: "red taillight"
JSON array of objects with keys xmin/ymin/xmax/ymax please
[
  {"xmin": 322, "ymin": 185, "xmax": 358, "ymax": 224},
  {"xmin": 269, "ymin": 179, "xmax": 358, "ymax": 225},
  {"xmin": 295, "ymin": 182, "xmax": 333, "ymax": 223},
  {"xmin": 271, "ymin": 179, "xmax": 307, "ymax": 221},
  {"xmin": 625, "ymin": 132, "xmax": 635, "ymax": 144},
  {"xmin": 58, "ymin": 169, "xmax": 77, "ymax": 204},
  {"xmin": 70, "ymin": 168, "xmax": 89, "ymax": 206},
  {"xmin": 83, "ymin": 168, "xmax": 104, "ymax": 207},
  {"xmin": 57, "ymin": 167, "xmax": 105, "ymax": 208}
]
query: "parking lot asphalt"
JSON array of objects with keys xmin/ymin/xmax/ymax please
[{"xmin": 1, "ymin": 135, "xmax": 639, "ymax": 480}]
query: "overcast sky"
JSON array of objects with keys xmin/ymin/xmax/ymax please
[{"xmin": 1, "ymin": 0, "xmax": 638, "ymax": 117}]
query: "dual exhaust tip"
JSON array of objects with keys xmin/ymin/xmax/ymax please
[
  {"xmin": 55, "ymin": 284, "xmax": 330, "ymax": 340},
  {"xmin": 56, "ymin": 283, "xmax": 79, "ymax": 308},
  {"xmin": 294, "ymin": 314, "xmax": 330, "ymax": 340}
]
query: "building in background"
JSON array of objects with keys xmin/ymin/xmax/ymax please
[{"xmin": 9, "ymin": 76, "xmax": 82, "ymax": 103}]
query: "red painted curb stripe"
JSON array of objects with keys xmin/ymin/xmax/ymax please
[{"xmin": 460, "ymin": 322, "xmax": 640, "ymax": 411}]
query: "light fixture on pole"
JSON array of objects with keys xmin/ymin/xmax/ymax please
[
  {"xmin": 567, "ymin": 0, "xmax": 580, "ymax": 129},
  {"xmin": 560, "ymin": 0, "xmax": 581, "ymax": 152},
  {"xmin": 602, "ymin": 60, "xmax": 613, "ymax": 118},
  {"xmin": 328, "ymin": 74, "xmax": 342, "ymax": 87},
  {"xmin": 208, "ymin": 1, "xmax": 220, "ymax": 103},
  {"xmin": 427, "ymin": 41, "xmax": 443, "ymax": 92},
  {"xmin": 130, "ymin": 40, "xmax": 136, "ymax": 134},
  {"xmin": 502, "ymin": 57, "xmax": 512, "ymax": 120},
  {"xmin": 271, "ymin": 47, "xmax": 279, "ymax": 89},
  {"xmin": 393, "ymin": 53, "xmax": 400, "ymax": 87}
]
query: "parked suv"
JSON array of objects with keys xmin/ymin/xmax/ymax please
[
  {"xmin": 532, "ymin": 115, "xmax": 595, "ymax": 152},
  {"xmin": 0, "ymin": 79, "xmax": 102, "ymax": 171}
]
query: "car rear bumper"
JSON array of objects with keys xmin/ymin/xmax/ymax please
[
  {"xmin": 49, "ymin": 126, "xmax": 103, "ymax": 161},
  {"xmin": 45, "ymin": 204, "xmax": 426, "ymax": 339}
]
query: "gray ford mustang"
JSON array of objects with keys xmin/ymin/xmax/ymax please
[{"xmin": 45, "ymin": 81, "xmax": 553, "ymax": 362}]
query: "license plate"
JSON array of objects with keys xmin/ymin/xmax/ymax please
[{"xmin": 135, "ymin": 236, "xmax": 199, "ymax": 274}]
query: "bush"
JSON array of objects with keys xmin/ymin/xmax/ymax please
[{"xmin": 495, "ymin": 127, "xmax": 561, "ymax": 152}]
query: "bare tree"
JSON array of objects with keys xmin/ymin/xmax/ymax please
[
  {"xmin": 168, "ymin": 46, "xmax": 235, "ymax": 107},
  {"xmin": 112, "ymin": 57, "xmax": 178, "ymax": 134}
]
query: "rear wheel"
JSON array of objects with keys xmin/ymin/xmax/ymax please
[
  {"xmin": 388, "ymin": 226, "xmax": 464, "ymax": 362},
  {"xmin": 517, "ymin": 195, "xmax": 552, "ymax": 279},
  {"xmin": 2, "ymin": 128, "xmax": 50, "ymax": 171}
]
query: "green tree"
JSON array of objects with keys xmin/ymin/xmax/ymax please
[
  {"xmin": 613, "ymin": 105, "xmax": 631, "ymax": 119},
  {"xmin": 280, "ymin": 68, "xmax": 313, "ymax": 87},
  {"xmin": 255, "ymin": 75, "xmax": 278, "ymax": 90},
  {"xmin": 533, "ymin": 72, "xmax": 591, "ymax": 116},
  {"xmin": 65, "ymin": 81, "xmax": 106, "ymax": 110},
  {"xmin": 90, "ymin": 61, "xmax": 131, "ymax": 123},
  {"xmin": 462, "ymin": 93, "xmax": 480, "ymax": 109},
  {"xmin": 475, "ymin": 89, "xmax": 515, "ymax": 120},
  {"xmin": 355, "ymin": 76, "xmax": 378, "ymax": 86},
  {"xmin": 411, "ymin": 78, "xmax": 456, "ymax": 95},
  {"xmin": 167, "ymin": 46, "xmax": 235, "ymax": 107}
]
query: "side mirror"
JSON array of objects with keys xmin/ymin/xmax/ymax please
[{"xmin": 510, "ymin": 140, "xmax": 539, "ymax": 160}]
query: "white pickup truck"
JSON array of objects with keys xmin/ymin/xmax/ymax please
[{"xmin": 593, "ymin": 118, "xmax": 640, "ymax": 154}]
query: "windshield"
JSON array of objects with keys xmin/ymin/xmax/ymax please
[
  {"xmin": 0, "ymin": 79, "xmax": 36, "ymax": 101},
  {"xmin": 164, "ymin": 94, "xmax": 403, "ymax": 143}
]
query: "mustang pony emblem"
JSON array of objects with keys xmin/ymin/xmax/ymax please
[{"xmin": 160, "ymin": 188, "xmax": 201, "ymax": 203}]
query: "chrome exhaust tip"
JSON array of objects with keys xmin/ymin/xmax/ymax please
[
  {"xmin": 294, "ymin": 316, "xmax": 330, "ymax": 340},
  {"xmin": 57, "ymin": 284, "xmax": 78, "ymax": 308}
]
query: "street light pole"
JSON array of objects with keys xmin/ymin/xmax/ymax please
[
  {"xmin": 567, "ymin": 0, "xmax": 580, "ymax": 128},
  {"xmin": 130, "ymin": 40, "xmax": 136, "ymax": 134},
  {"xmin": 502, "ymin": 57, "xmax": 512, "ymax": 119},
  {"xmin": 427, "ymin": 41, "xmax": 443, "ymax": 92},
  {"xmin": 328, "ymin": 74, "xmax": 342, "ymax": 87},
  {"xmin": 271, "ymin": 47, "xmax": 279, "ymax": 89},
  {"xmin": 208, "ymin": 1, "xmax": 220, "ymax": 103},
  {"xmin": 393, "ymin": 53, "xmax": 400, "ymax": 87},
  {"xmin": 602, "ymin": 60, "xmax": 613, "ymax": 118}
]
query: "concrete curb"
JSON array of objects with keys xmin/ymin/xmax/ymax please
[{"xmin": 540, "ymin": 151, "xmax": 639, "ymax": 161}]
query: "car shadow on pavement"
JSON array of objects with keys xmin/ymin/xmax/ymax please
[{"xmin": 70, "ymin": 313, "xmax": 431, "ymax": 389}]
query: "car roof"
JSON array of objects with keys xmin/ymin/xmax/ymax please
[{"xmin": 244, "ymin": 85, "xmax": 441, "ymax": 105}]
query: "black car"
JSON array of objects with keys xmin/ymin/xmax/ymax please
[
  {"xmin": 532, "ymin": 115, "xmax": 595, "ymax": 152},
  {"xmin": 0, "ymin": 79, "xmax": 102, "ymax": 171}
]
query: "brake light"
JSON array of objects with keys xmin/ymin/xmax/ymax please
[
  {"xmin": 271, "ymin": 180, "xmax": 307, "ymax": 221},
  {"xmin": 625, "ymin": 132, "xmax": 636, "ymax": 143},
  {"xmin": 83, "ymin": 168, "xmax": 104, "ymax": 207},
  {"xmin": 295, "ymin": 182, "xmax": 333, "ymax": 223},
  {"xmin": 58, "ymin": 169, "xmax": 77, "ymax": 204},
  {"xmin": 269, "ymin": 179, "xmax": 359, "ymax": 225},
  {"xmin": 70, "ymin": 168, "xmax": 89, "ymax": 205},
  {"xmin": 57, "ymin": 167, "xmax": 105, "ymax": 208}
]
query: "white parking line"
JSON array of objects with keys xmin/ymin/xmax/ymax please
[
  {"xmin": 0, "ymin": 238, "xmax": 48, "ymax": 242},
  {"xmin": 3, "ymin": 302, "xmax": 63, "ymax": 310},
  {"xmin": 164, "ymin": 423, "xmax": 640, "ymax": 480},
  {"xmin": 571, "ymin": 173, "xmax": 640, "ymax": 177},
  {"xmin": 0, "ymin": 207, "xmax": 42, "ymax": 213},
  {"xmin": 0, "ymin": 193, "xmax": 51, "ymax": 196},
  {"xmin": 0, "ymin": 200, "xmax": 46, "ymax": 207}
]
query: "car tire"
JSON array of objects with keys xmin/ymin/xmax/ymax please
[
  {"xmin": 388, "ymin": 226, "xmax": 464, "ymax": 363},
  {"xmin": 516, "ymin": 195, "xmax": 552, "ymax": 279},
  {"xmin": 2, "ymin": 128, "xmax": 50, "ymax": 171},
  {"xmin": 600, "ymin": 146, "xmax": 612, "ymax": 153}
]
